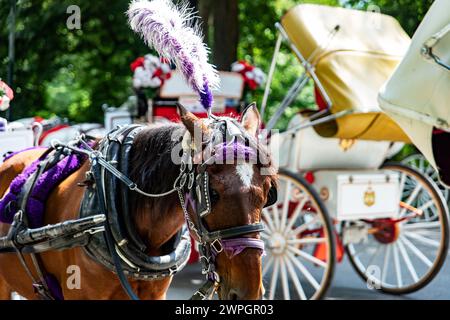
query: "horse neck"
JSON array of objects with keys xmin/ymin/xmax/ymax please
[{"xmin": 128, "ymin": 124, "xmax": 186, "ymax": 255}]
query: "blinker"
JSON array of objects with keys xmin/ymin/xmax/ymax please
[{"xmin": 264, "ymin": 185, "xmax": 278, "ymax": 208}]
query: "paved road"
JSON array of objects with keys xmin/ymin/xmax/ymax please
[{"xmin": 167, "ymin": 253, "xmax": 450, "ymax": 300}]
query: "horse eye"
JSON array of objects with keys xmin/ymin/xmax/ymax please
[{"xmin": 209, "ymin": 187, "xmax": 220, "ymax": 205}]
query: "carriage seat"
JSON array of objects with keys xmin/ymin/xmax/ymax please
[{"xmin": 281, "ymin": 4, "xmax": 412, "ymax": 142}]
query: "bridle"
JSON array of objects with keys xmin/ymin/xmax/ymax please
[
  {"xmin": 98, "ymin": 115, "xmax": 276, "ymax": 299},
  {"xmin": 173, "ymin": 115, "xmax": 277, "ymax": 299}
]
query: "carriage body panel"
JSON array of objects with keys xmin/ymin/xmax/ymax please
[
  {"xmin": 0, "ymin": 128, "xmax": 35, "ymax": 164},
  {"xmin": 271, "ymin": 114, "xmax": 403, "ymax": 171},
  {"xmin": 311, "ymin": 170, "xmax": 400, "ymax": 221}
]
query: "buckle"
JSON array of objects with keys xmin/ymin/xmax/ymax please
[
  {"xmin": 199, "ymin": 255, "xmax": 211, "ymax": 274},
  {"xmin": 180, "ymin": 174, "xmax": 187, "ymax": 188},
  {"xmin": 169, "ymin": 266, "xmax": 178, "ymax": 276},
  {"xmin": 210, "ymin": 271, "xmax": 220, "ymax": 284},
  {"xmin": 188, "ymin": 172, "xmax": 194, "ymax": 190},
  {"xmin": 210, "ymin": 239, "xmax": 223, "ymax": 254}
]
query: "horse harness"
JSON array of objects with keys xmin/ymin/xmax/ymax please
[{"xmin": 0, "ymin": 118, "xmax": 276, "ymax": 300}]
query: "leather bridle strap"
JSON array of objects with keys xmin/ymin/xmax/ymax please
[
  {"xmin": 91, "ymin": 159, "xmax": 140, "ymax": 300},
  {"xmin": 210, "ymin": 237, "xmax": 265, "ymax": 259},
  {"xmin": 200, "ymin": 223, "xmax": 265, "ymax": 243},
  {"xmin": 190, "ymin": 279, "xmax": 219, "ymax": 300}
]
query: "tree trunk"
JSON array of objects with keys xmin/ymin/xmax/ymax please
[
  {"xmin": 198, "ymin": 0, "xmax": 212, "ymax": 46},
  {"xmin": 212, "ymin": 0, "xmax": 239, "ymax": 71}
]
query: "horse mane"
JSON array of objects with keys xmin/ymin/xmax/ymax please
[{"xmin": 128, "ymin": 123, "xmax": 185, "ymax": 223}]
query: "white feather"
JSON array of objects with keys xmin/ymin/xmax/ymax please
[{"xmin": 127, "ymin": 0, "xmax": 220, "ymax": 95}]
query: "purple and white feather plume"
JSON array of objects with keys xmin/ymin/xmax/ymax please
[{"xmin": 127, "ymin": 0, "xmax": 220, "ymax": 110}]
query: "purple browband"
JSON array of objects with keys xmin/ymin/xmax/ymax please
[
  {"xmin": 211, "ymin": 141, "xmax": 257, "ymax": 164},
  {"xmin": 211, "ymin": 238, "xmax": 265, "ymax": 259}
]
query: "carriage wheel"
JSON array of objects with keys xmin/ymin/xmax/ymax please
[
  {"xmin": 401, "ymin": 153, "xmax": 449, "ymax": 205},
  {"xmin": 346, "ymin": 163, "xmax": 449, "ymax": 294},
  {"xmin": 261, "ymin": 169, "xmax": 336, "ymax": 300}
]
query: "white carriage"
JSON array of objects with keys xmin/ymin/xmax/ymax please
[
  {"xmin": 261, "ymin": 3, "xmax": 449, "ymax": 300},
  {"xmin": 0, "ymin": 116, "xmax": 40, "ymax": 164}
]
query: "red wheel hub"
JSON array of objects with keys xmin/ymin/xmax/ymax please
[{"xmin": 372, "ymin": 219, "xmax": 401, "ymax": 244}]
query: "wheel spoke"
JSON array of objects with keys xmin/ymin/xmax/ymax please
[
  {"xmin": 393, "ymin": 244, "xmax": 403, "ymax": 287},
  {"xmin": 404, "ymin": 231, "xmax": 441, "ymax": 248},
  {"xmin": 262, "ymin": 209, "xmax": 276, "ymax": 233},
  {"xmin": 287, "ymin": 238, "xmax": 326, "ymax": 245},
  {"xmin": 268, "ymin": 257, "xmax": 280, "ymax": 300},
  {"xmin": 286, "ymin": 251, "xmax": 321, "ymax": 290},
  {"xmin": 403, "ymin": 221, "xmax": 441, "ymax": 230},
  {"xmin": 280, "ymin": 181, "xmax": 292, "ymax": 230},
  {"xmin": 280, "ymin": 258, "xmax": 290, "ymax": 300},
  {"xmin": 283, "ymin": 197, "xmax": 308, "ymax": 233},
  {"xmin": 400, "ymin": 236, "xmax": 433, "ymax": 268},
  {"xmin": 419, "ymin": 157, "xmax": 425, "ymax": 172},
  {"xmin": 284, "ymin": 255, "xmax": 307, "ymax": 300},
  {"xmin": 288, "ymin": 245, "xmax": 327, "ymax": 268},
  {"xmin": 397, "ymin": 239, "xmax": 419, "ymax": 283},
  {"xmin": 289, "ymin": 215, "xmax": 320, "ymax": 237},
  {"xmin": 263, "ymin": 255, "xmax": 274, "ymax": 277},
  {"xmin": 272, "ymin": 205, "xmax": 281, "ymax": 231},
  {"xmin": 418, "ymin": 200, "xmax": 435, "ymax": 213},
  {"xmin": 400, "ymin": 184, "xmax": 423, "ymax": 217},
  {"xmin": 381, "ymin": 245, "xmax": 392, "ymax": 284},
  {"xmin": 367, "ymin": 245, "xmax": 383, "ymax": 268}
]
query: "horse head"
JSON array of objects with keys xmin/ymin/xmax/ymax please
[{"xmin": 177, "ymin": 103, "xmax": 278, "ymax": 300}]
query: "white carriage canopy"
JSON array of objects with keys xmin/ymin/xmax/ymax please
[
  {"xmin": 281, "ymin": 4, "xmax": 412, "ymax": 142},
  {"xmin": 379, "ymin": 0, "xmax": 450, "ymax": 185}
]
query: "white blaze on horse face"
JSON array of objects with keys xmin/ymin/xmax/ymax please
[{"xmin": 236, "ymin": 163, "xmax": 254, "ymax": 188}]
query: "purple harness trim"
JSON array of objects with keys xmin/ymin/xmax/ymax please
[
  {"xmin": 3, "ymin": 146, "xmax": 46, "ymax": 162},
  {"xmin": 211, "ymin": 238, "xmax": 265, "ymax": 259},
  {"xmin": 0, "ymin": 150, "xmax": 86, "ymax": 228},
  {"xmin": 213, "ymin": 141, "xmax": 257, "ymax": 163},
  {"xmin": 0, "ymin": 145, "xmax": 88, "ymax": 300},
  {"xmin": 44, "ymin": 274, "xmax": 64, "ymax": 301},
  {"xmin": 185, "ymin": 193, "xmax": 196, "ymax": 212}
]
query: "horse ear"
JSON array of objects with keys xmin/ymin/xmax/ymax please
[
  {"xmin": 177, "ymin": 103, "xmax": 208, "ymax": 136},
  {"xmin": 241, "ymin": 102, "xmax": 261, "ymax": 137}
]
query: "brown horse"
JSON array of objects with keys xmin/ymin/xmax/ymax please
[{"xmin": 0, "ymin": 104, "xmax": 277, "ymax": 300}]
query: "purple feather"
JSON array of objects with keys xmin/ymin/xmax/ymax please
[{"xmin": 127, "ymin": 0, "xmax": 220, "ymax": 110}]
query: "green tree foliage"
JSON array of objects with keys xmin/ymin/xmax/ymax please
[
  {"xmin": 343, "ymin": 0, "xmax": 434, "ymax": 36},
  {"xmin": 0, "ymin": 0, "xmax": 434, "ymax": 127},
  {"xmin": 0, "ymin": 1, "xmax": 148, "ymax": 122}
]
